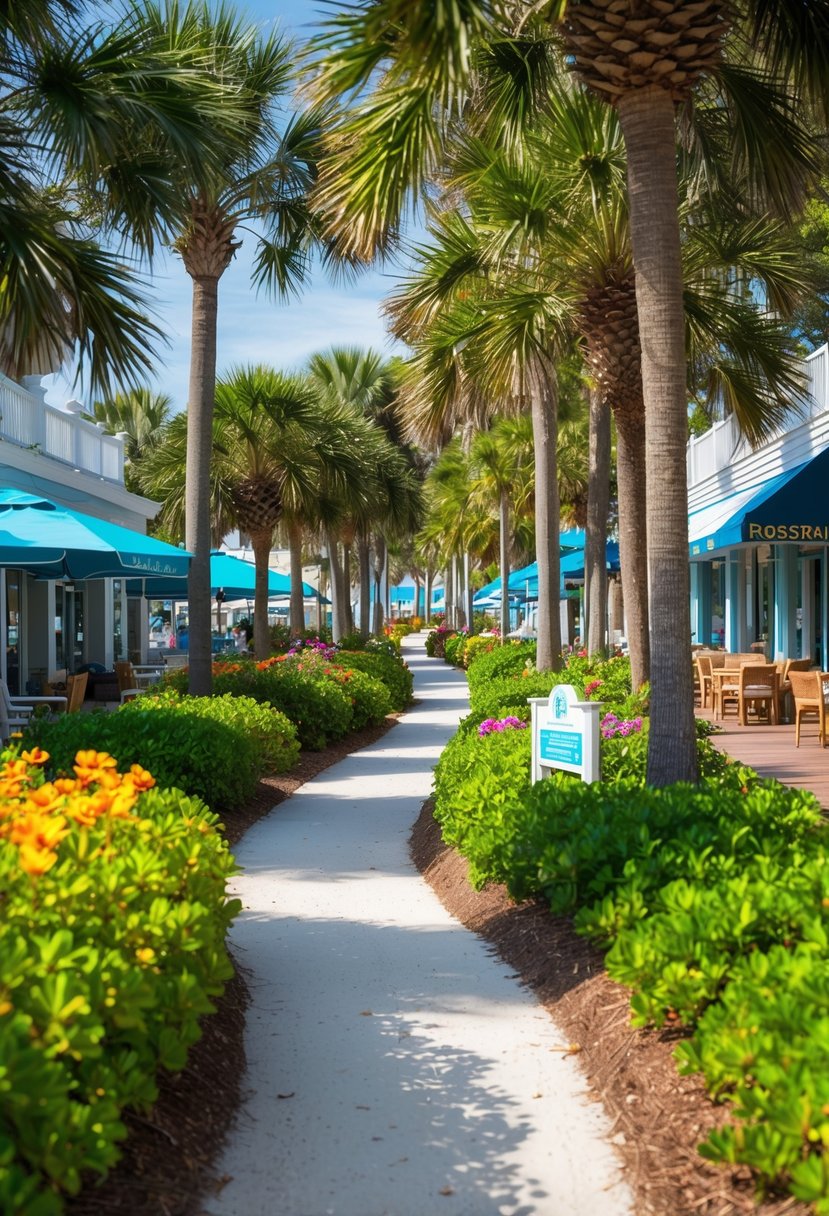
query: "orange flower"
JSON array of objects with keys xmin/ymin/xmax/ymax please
[
  {"xmin": 73, "ymin": 750, "xmax": 118, "ymax": 785},
  {"xmin": 18, "ymin": 843, "xmax": 58, "ymax": 875},
  {"xmin": 128, "ymin": 764, "xmax": 155, "ymax": 791},
  {"xmin": 21, "ymin": 747, "xmax": 49, "ymax": 766}
]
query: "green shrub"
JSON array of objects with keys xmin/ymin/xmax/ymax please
[
  {"xmin": 433, "ymin": 725, "xmax": 533, "ymax": 889},
  {"xmin": 336, "ymin": 650, "xmax": 413, "ymax": 711},
  {"xmin": 335, "ymin": 667, "xmax": 392, "ymax": 729},
  {"xmin": 443, "ymin": 633, "xmax": 467, "ymax": 666},
  {"xmin": 22, "ymin": 695, "xmax": 274, "ymax": 812},
  {"xmin": 468, "ymin": 671, "xmax": 559, "ymax": 721},
  {"xmin": 163, "ymin": 658, "xmax": 354, "ymax": 750},
  {"xmin": 134, "ymin": 690, "xmax": 299, "ymax": 774},
  {"xmin": 0, "ymin": 749, "xmax": 238, "ymax": 1214},
  {"xmin": 465, "ymin": 642, "xmax": 537, "ymax": 684},
  {"xmin": 425, "ymin": 627, "xmax": 456, "ymax": 659},
  {"xmin": 461, "ymin": 634, "xmax": 499, "ymax": 668}
]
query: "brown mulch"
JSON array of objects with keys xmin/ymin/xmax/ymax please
[
  {"xmin": 66, "ymin": 715, "xmax": 399, "ymax": 1216},
  {"xmin": 410, "ymin": 803, "xmax": 809, "ymax": 1216}
]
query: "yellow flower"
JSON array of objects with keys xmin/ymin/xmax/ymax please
[{"xmin": 135, "ymin": 947, "xmax": 156, "ymax": 964}]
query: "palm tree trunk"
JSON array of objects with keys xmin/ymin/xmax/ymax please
[
  {"xmin": 425, "ymin": 568, "xmax": 433, "ymax": 625},
  {"xmin": 499, "ymin": 487, "xmax": 510, "ymax": 642},
  {"xmin": 585, "ymin": 384, "xmax": 610, "ymax": 656},
  {"xmin": 249, "ymin": 526, "xmax": 274, "ymax": 659},
  {"xmin": 413, "ymin": 574, "xmax": 422, "ymax": 623},
  {"xmin": 184, "ymin": 274, "xmax": 219, "ymax": 696},
  {"xmin": 617, "ymin": 87, "xmax": 696, "ymax": 784},
  {"xmin": 342, "ymin": 541, "xmax": 353, "ymax": 634},
  {"xmin": 287, "ymin": 518, "xmax": 305, "ymax": 638},
  {"xmin": 528, "ymin": 352, "xmax": 561, "ymax": 671},
  {"xmin": 463, "ymin": 552, "xmax": 474, "ymax": 634},
  {"xmin": 327, "ymin": 530, "xmax": 344, "ymax": 642},
  {"xmin": 614, "ymin": 407, "xmax": 650, "ymax": 689},
  {"xmin": 445, "ymin": 557, "xmax": 456, "ymax": 628},
  {"xmin": 358, "ymin": 534, "xmax": 371, "ymax": 637},
  {"xmin": 372, "ymin": 534, "xmax": 385, "ymax": 634}
]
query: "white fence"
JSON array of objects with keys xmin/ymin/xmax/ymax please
[
  {"xmin": 687, "ymin": 343, "xmax": 829, "ymax": 486},
  {"xmin": 0, "ymin": 374, "xmax": 124, "ymax": 482}
]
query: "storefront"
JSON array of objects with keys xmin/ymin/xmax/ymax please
[{"xmin": 688, "ymin": 360, "xmax": 829, "ymax": 665}]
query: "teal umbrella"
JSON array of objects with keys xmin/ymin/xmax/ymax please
[
  {"xmin": 0, "ymin": 489, "xmax": 191, "ymax": 579},
  {"xmin": 126, "ymin": 551, "xmax": 326, "ymax": 601}
]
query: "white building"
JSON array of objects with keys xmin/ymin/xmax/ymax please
[
  {"xmin": 0, "ymin": 373, "xmax": 159, "ymax": 694},
  {"xmin": 688, "ymin": 343, "xmax": 829, "ymax": 665}
]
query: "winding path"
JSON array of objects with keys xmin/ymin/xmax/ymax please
[{"xmin": 206, "ymin": 636, "xmax": 633, "ymax": 1216}]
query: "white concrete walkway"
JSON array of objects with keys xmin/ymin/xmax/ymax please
[{"xmin": 206, "ymin": 636, "xmax": 633, "ymax": 1216}]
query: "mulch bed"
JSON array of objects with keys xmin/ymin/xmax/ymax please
[
  {"xmin": 409, "ymin": 803, "xmax": 808, "ymax": 1216},
  {"xmin": 66, "ymin": 715, "xmax": 399, "ymax": 1216}
]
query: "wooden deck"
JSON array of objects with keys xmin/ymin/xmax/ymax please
[{"xmin": 697, "ymin": 708, "xmax": 829, "ymax": 809}]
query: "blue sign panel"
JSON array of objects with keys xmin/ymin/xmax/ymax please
[{"xmin": 539, "ymin": 728, "xmax": 583, "ymax": 767}]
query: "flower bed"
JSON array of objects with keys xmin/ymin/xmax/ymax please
[
  {"xmin": 0, "ymin": 747, "xmax": 238, "ymax": 1215},
  {"xmin": 162, "ymin": 646, "xmax": 408, "ymax": 747},
  {"xmin": 432, "ymin": 664, "xmax": 829, "ymax": 1209}
]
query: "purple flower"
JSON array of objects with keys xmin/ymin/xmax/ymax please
[
  {"xmin": 478, "ymin": 715, "xmax": 528, "ymax": 737},
  {"xmin": 600, "ymin": 711, "xmax": 644, "ymax": 739}
]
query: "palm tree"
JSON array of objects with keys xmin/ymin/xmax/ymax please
[
  {"xmin": 134, "ymin": 2, "xmax": 329, "ymax": 692},
  {"xmin": 310, "ymin": 0, "xmax": 828, "ymax": 783},
  {"xmin": 308, "ymin": 347, "xmax": 424, "ymax": 638},
  {"xmin": 0, "ymin": 0, "xmax": 236, "ymax": 392},
  {"xmin": 467, "ymin": 416, "xmax": 536, "ymax": 639},
  {"xmin": 391, "ymin": 229, "xmax": 572, "ymax": 668},
  {"xmin": 137, "ymin": 366, "xmax": 365, "ymax": 658}
]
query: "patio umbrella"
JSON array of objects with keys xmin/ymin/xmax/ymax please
[
  {"xmin": 126, "ymin": 551, "xmax": 325, "ymax": 601},
  {"xmin": 0, "ymin": 489, "xmax": 191, "ymax": 579}
]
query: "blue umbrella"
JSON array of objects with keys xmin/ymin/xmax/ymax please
[
  {"xmin": 126, "ymin": 551, "xmax": 326, "ymax": 601},
  {"xmin": 0, "ymin": 489, "xmax": 191, "ymax": 579}
]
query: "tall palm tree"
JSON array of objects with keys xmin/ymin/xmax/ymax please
[
  {"xmin": 309, "ymin": 347, "xmax": 424, "ymax": 638},
  {"xmin": 137, "ymin": 366, "xmax": 372, "ymax": 658},
  {"xmin": 391, "ymin": 228, "xmax": 572, "ymax": 668},
  {"xmin": 467, "ymin": 415, "xmax": 536, "ymax": 639},
  {"xmin": 310, "ymin": 0, "xmax": 828, "ymax": 783},
  {"xmin": 0, "ymin": 0, "xmax": 236, "ymax": 391},
  {"xmin": 136, "ymin": 2, "xmax": 329, "ymax": 691}
]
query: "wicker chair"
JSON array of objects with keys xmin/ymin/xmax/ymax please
[
  {"xmin": 788, "ymin": 670, "xmax": 829, "ymax": 747},
  {"xmin": 720, "ymin": 663, "xmax": 778, "ymax": 726}
]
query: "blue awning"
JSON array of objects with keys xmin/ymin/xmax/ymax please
[{"xmin": 689, "ymin": 447, "xmax": 829, "ymax": 556}]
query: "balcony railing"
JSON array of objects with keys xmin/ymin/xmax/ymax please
[
  {"xmin": 0, "ymin": 373, "xmax": 124, "ymax": 483},
  {"xmin": 687, "ymin": 343, "xmax": 829, "ymax": 486}
]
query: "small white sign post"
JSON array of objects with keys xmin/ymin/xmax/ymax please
[{"xmin": 529, "ymin": 684, "xmax": 603, "ymax": 785}]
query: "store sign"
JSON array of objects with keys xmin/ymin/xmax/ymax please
[
  {"xmin": 529, "ymin": 684, "xmax": 603, "ymax": 785},
  {"xmin": 746, "ymin": 523, "xmax": 829, "ymax": 541}
]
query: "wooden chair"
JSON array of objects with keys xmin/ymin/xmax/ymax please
[
  {"xmin": 789, "ymin": 670, "xmax": 829, "ymax": 747},
  {"xmin": 721, "ymin": 663, "xmax": 778, "ymax": 725},
  {"xmin": 66, "ymin": 672, "xmax": 88, "ymax": 713},
  {"xmin": 696, "ymin": 653, "xmax": 725, "ymax": 709}
]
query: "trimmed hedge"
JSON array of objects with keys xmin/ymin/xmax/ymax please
[
  {"xmin": 21, "ymin": 693, "xmax": 297, "ymax": 811},
  {"xmin": 0, "ymin": 748, "xmax": 238, "ymax": 1215}
]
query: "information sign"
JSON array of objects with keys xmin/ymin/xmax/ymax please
[{"xmin": 529, "ymin": 683, "xmax": 602, "ymax": 784}]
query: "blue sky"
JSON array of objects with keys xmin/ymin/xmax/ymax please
[{"xmin": 49, "ymin": 0, "xmax": 407, "ymax": 411}]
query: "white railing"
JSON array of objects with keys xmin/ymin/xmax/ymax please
[
  {"xmin": 687, "ymin": 344, "xmax": 829, "ymax": 486},
  {"xmin": 0, "ymin": 373, "xmax": 124, "ymax": 483}
]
